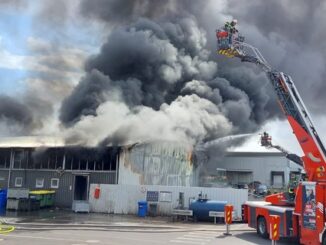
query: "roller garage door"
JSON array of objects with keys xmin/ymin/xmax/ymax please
[{"xmin": 227, "ymin": 171, "xmax": 253, "ymax": 185}]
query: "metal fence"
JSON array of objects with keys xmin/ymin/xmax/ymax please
[{"xmin": 89, "ymin": 184, "xmax": 248, "ymax": 219}]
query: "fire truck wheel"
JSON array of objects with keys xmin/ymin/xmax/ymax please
[
  {"xmin": 257, "ymin": 216, "xmax": 268, "ymax": 238},
  {"xmin": 322, "ymin": 234, "xmax": 326, "ymax": 245}
]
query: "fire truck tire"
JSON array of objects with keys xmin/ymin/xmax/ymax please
[
  {"xmin": 322, "ymin": 234, "xmax": 326, "ymax": 245},
  {"xmin": 257, "ymin": 216, "xmax": 268, "ymax": 238}
]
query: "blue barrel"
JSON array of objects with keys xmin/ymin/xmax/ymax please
[
  {"xmin": 190, "ymin": 199, "xmax": 227, "ymax": 221},
  {"xmin": 138, "ymin": 201, "xmax": 148, "ymax": 217},
  {"xmin": 0, "ymin": 189, "xmax": 7, "ymax": 209}
]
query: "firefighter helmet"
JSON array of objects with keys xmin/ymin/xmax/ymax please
[{"xmin": 231, "ymin": 19, "xmax": 238, "ymax": 26}]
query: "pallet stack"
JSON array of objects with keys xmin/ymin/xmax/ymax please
[{"xmin": 6, "ymin": 188, "xmax": 40, "ymax": 211}]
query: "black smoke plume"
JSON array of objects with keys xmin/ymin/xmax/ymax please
[
  {"xmin": 3, "ymin": 0, "xmax": 324, "ymax": 149},
  {"xmin": 0, "ymin": 95, "xmax": 34, "ymax": 135},
  {"xmin": 60, "ymin": 6, "xmax": 279, "ymax": 145}
]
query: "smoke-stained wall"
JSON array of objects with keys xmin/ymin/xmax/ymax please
[
  {"xmin": 118, "ymin": 141, "xmax": 197, "ymax": 186},
  {"xmin": 6, "ymin": 170, "xmax": 116, "ymax": 207},
  {"xmin": 0, "ymin": 146, "xmax": 119, "ymax": 207}
]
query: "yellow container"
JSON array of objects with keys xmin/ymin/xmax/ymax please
[
  {"xmin": 29, "ymin": 190, "xmax": 55, "ymax": 195},
  {"xmin": 29, "ymin": 190, "xmax": 56, "ymax": 207}
]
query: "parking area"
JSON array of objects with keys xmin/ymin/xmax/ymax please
[
  {"xmin": 0, "ymin": 210, "xmax": 298, "ymax": 245},
  {"xmin": 0, "ymin": 225, "xmax": 296, "ymax": 245}
]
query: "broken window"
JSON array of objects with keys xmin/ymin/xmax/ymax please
[
  {"xmin": 0, "ymin": 148, "xmax": 11, "ymax": 168},
  {"xmin": 13, "ymin": 149, "xmax": 28, "ymax": 169},
  {"xmin": 46, "ymin": 148, "xmax": 64, "ymax": 169},
  {"xmin": 0, "ymin": 146, "xmax": 119, "ymax": 171},
  {"xmin": 63, "ymin": 147, "xmax": 119, "ymax": 171},
  {"xmin": 30, "ymin": 148, "xmax": 64, "ymax": 170},
  {"xmin": 31, "ymin": 148, "xmax": 47, "ymax": 169}
]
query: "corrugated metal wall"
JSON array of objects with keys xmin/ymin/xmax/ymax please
[
  {"xmin": 89, "ymin": 184, "xmax": 247, "ymax": 219},
  {"xmin": 2, "ymin": 170, "xmax": 116, "ymax": 207},
  {"xmin": 119, "ymin": 142, "xmax": 195, "ymax": 186}
]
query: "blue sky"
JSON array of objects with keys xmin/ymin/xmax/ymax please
[
  {"xmin": 0, "ymin": 68, "xmax": 26, "ymax": 94},
  {"xmin": 0, "ymin": 4, "xmax": 101, "ymax": 96},
  {"xmin": 0, "ymin": 11, "xmax": 31, "ymax": 55},
  {"xmin": 0, "ymin": 9, "xmax": 31, "ymax": 94}
]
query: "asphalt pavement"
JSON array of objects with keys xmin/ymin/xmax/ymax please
[
  {"xmin": 0, "ymin": 228, "xmax": 297, "ymax": 245},
  {"xmin": 0, "ymin": 210, "xmax": 297, "ymax": 244}
]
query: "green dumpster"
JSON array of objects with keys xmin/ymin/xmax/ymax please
[{"xmin": 29, "ymin": 190, "xmax": 55, "ymax": 208}]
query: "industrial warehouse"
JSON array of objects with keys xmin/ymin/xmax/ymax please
[
  {"xmin": 0, "ymin": 145, "xmax": 119, "ymax": 207},
  {"xmin": 0, "ymin": 140, "xmax": 301, "ymax": 216}
]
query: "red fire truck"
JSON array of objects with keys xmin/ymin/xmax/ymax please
[{"xmin": 217, "ymin": 22, "xmax": 326, "ymax": 245}]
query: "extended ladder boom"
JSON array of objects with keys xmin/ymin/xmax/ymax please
[
  {"xmin": 216, "ymin": 25, "xmax": 326, "ymax": 181},
  {"xmin": 260, "ymin": 132, "xmax": 303, "ymax": 166}
]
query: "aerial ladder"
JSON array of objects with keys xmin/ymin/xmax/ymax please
[
  {"xmin": 216, "ymin": 21, "xmax": 326, "ymax": 244},
  {"xmin": 260, "ymin": 132, "xmax": 303, "ymax": 166}
]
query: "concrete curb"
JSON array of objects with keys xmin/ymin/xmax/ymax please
[
  {"xmin": 5, "ymin": 222, "xmax": 254, "ymax": 233},
  {"xmin": 13, "ymin": 226, "xmax": 254, "ymax": 233},
  {"xmin": 6, "ymin": 222, "xmax": 177, "ymax": 229}
]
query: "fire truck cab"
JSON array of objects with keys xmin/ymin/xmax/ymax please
[{"xmin": 244, "ymin": 181, "xmax": 326, "ymax": 244}]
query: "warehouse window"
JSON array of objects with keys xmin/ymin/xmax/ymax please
[
  {"xmin": 31, "ymin": 148, "xmax": 64, "ymax": 170},
  {"xmin": 50, "ymin": 178, "xmax": 59, "ymax": 189},
  {"xmin": 64, "ymin": 147, "xmax": 119, "ymax": 171},
  {"xmin": 0, "ymin": 149, "xmax": 11, "ymax": 168},
  {"xmin": 35, "ymin": 178, "xmax": 44, "ymax": 188},
  {"xmin": 15, "ymin": 177, "xmax": 23, "ymax": 187},
  {"xmin": 13, "ymin": 149, "xmax": 28, "ymax": 169},
  {"xmin": 9, "ymin": 147, "xmax": 120, "ymax": 171}
]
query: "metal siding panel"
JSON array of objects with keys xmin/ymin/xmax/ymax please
[
  {"xmin": 22, "ymin": 170, "xmax": 74, "ymax": 207},
  {"xmin": 9, "ymin": 171, "xmax": 25, "ymax": 188},
  {"xmin": 0, "ymin": 147, "xmax": 119, "ymax": 208},
  {"xmin": 7, "ymin": 171, "xmax": 118, "ymax": 208},
  {"xmin": 89, "ymin": 172, "xmax": 116, "ymax": 185},
  {"xmin": 54, "ymin": 172, "xmax": 74, "ymax": 207},
  {"xmin": 119, "ymin": 142, "xmax": 193, "ymax": 186}
]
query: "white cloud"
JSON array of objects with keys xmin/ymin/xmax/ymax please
[{"xmin": 0, "ymin": 36, "xmax": 85, "ymax": 82}]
